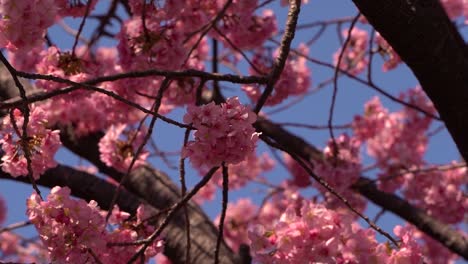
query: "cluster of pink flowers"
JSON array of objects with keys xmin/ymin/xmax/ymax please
[
  {"xmin": 37, "ymin": 47, "xmax": 152, "ymax": 135},
  {"xmin": 164, "ymin": 38, "xmax": 209, "ymax": 106},
  {"xmin": 248, "ymin": 200, "xmax": 426, "ymax": 263},
  {"xmin": 313, "ymin": 134, "xmax": 362, "ymax": 192},
  {"xmin": 216, "ymin": 8, "xmax": 277, "ymax": 50},
  {"xmin": 215, "ymin": 198, "xmax": 259, "ymax": 251},
  {"xmin": 283, "ymin": 154, "xmax": 313, "ymax": 188},
  {"xmin": 0, "ymin": 0, "xmax": 57, "ymax": 51},
  {"xmin": 194, "ymin": 152, "xmax": 274, "ymax": 203},
  {"xmin": 409, "ymin": 225, "xmax": 460, "ymax": 263},
  {"xmin": 440, "ymin": 0, "xmax": 468, "ymax": 21},
  {"xmin": 98, "ymin": 124, "xmax": 149, "ymax": 173},
  {"xmin": 375, "ymin": 33, "xmax": 402, "ymax": 71},
  {"xmin": 333, "ymin": 27, "xmax": 369, "ymax": 75},
  {"xmin": 353, "ymin": 87, "xmax": 436, "ymax": 191},
  {"xmin": 243, "ymin": 44, "xmax": 311, "ymax": 105},
  {"xmin": 353, "ymin": 96, "xmax": 388, "ymax": 141},
  {"xmin": 0, "ymin": 231, "xmax": 49, "ymax": 263},
  {"xmin": 213, "ymin": 152, "xmax": 275, "ymax": 189},
  {"xmin": 0, "ymin": 106, "xmax": 61, "ymax": 179},
  {"xmin": 35, "ymin": 46, "xmax": 94, "ymax": 92},
  {"xmin": 402, "ymin": 163, "xmax": 468, "ymax": 224},
  {"xmin": 183, "ymin": 97, "xmax": 260, "ymax": 169},
  {"xmin": 284, "ymin": 134, "xmax": 365, "ymax": 213},
  {"xmin": 352, "ymin": 88, "xmax": 468, "ymax": 225},
  {"xmin": 27, "ymin": 186, "xmax": 163, "ymax": 264},
  {"xmin": 118, "ymin": 16, "xmax": 186, "ymax": 71}
]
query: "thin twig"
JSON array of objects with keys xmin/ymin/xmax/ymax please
[
  {"xmin": 254, "ymin": 0, "xmax": 301, "ymax": 113},
  {"xmin": 260, "ymin": 134, "xmax": 399, "ymax": 247},
  {"xmin": 328, "ymin": 13, "xmax": 360, "ymax": 161},
  {"xmin": 71, "ymin": 0, "xmax": 93, "ymax": 56},
  {"xmin": 215, "ymin": 163, "xmax": 229, "ymax": 264},
  {"xmin": 180, "ymin": 128, "xmax": 192, "ymax": 264},
  {"xmin": 106, "ymin": 78, "xmax": 171, "ymax": 222},
  {"xmin": 0, "ymin": 53, "xmax": 42, "ymax": 199},
  {"xmin": 125, "ymin": 167, "xmax": 219, "ymax": 263}
]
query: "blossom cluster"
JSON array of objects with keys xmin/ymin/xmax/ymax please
[
  {"xmin": 0, "ymin": 0, "xmax": 57, "ymax": 51},
  {"xmin": 333, "ymin": 27, "xmax": 369, "ymax": 75},
  {"xmin": 243, "ymin": 44, "xmax": 311, "ymax": 105},
  {"xmin": 0, "ymin": 0, "xmax": 98, "ymax": 51},
  {"xmin": 248, "ymin": 200, "xmax": 426, "ymax": 264},
  {"xmin": 284, "ymin": 134, "xmax": 366, "ymax": 213},
  {"xmin": 98, "ymin": 124, "xmax": 149, "ymax": 173},
  {"xmin": 352, "ymin": 88, "xmax": 467, "ymax": 224},
  {"xmin": 0, "ymin": 106, "xmax": 61, "ymax": 179},
  {"xmin": 194, "ymin": 151, "xmax": 275, "ymax": 203},
  {"xmin": 402, "ymin": 163, "xmax": 468, "ymax": 224},
  {"xmin": 0, "ymin": 230, "xmax": 49, "ymax": 263},
  {"xmin": 375, "ymin": 33, "xmax": 402, "ymax": 71},
  {"xmin": 440, "ymin": 0, "xmax": 468, "ymax": 22},
  {"xmin": 353, "ymin": 87, "xmax": 435, "ymax": 191},
  {"xmin": 216, "ymin": 8, "xmax": 277, "ymax": 50},
  {"xmin": 26, "ymin": 186, "xmax": 163, "ymax": 264},
  {"xmin": 183, "ymin": 97, "xmax": 260, "ymax": 169}
]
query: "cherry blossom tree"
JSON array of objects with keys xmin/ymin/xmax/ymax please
[{"xmin": 0, "ymin": 0, "xmax": 467, "ymax": 263}]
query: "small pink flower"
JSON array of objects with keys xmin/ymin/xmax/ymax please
[
  {"xmin": 98, "ymin": 124, "xmax": 149, "ymax": 173},
  {"xmin": 183, "ymin": 97, "xmax": 260, "ymax": 170},
  {"xmin": 243, "ymin": 44, "xmax": 311, "ymax": 106},
  {"xmin": 333, "ymin": 27, "xmax": 369, "ymax": 75},
  {"xmin": 0, "ymin": 106, "xmax": 61, "ymax": 179}
]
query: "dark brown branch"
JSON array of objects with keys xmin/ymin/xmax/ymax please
[
  {"xmin": 350, "ymin": 0, "xmax": 468, "ymax": 163},
  {"xmin": 254, "ymin": 0, "xmax": 301, "ymax": 113},
  {"xmin": 255, "ymin": 117, "xmax": 468, "ymax": 259},
  {"xmin": 58, "ymin": 127, "xmax": 239, "ymax": 264},
  {"xmin": 0, "ymin": 161, "xmax": 239, "ymax": 264}
]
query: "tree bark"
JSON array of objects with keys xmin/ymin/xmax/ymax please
[{"xmin": 351, "ymin": 0, "xmax": 468, "ymax": 162}]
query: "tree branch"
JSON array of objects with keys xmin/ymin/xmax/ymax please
[
  {"xmin": 350, "ymin": 0, "xmax": 468, "ymax": 163},
  {"xmin": 255, "ymin": 117, "xmax": 468, "ymax": 259},
  {"xmin": 0, "ymin": 162, "xmax": 240, "ymax": 264},
  {"xmin": 58, "ymin": 127, "xmax": 239, "ymax": 264}
]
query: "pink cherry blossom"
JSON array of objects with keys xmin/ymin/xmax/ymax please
[
  {"xmin": 333, "ymin": 27, "xmax": 369, "ymax": 75},
  {"xmin": 183, "ymin": 97, "xmax": 260, "ymax": 169},
  {"xmin": 98, "ymin": 124, "xmax": 150, "ymax": 173},
  {"xmin": 209, "ymin": 152, "xmax": 275, "ymax": 189},
  {"xmin": 0, "ymin": 106, "xmax": 61, "ymax": 179},
  {"xmin": 283, "ymin": 153, "xmax": 312, "ymax": 188},
  {"xmin": 0, "ymin": 0, "xmax": 57, "ymax": 51},
  {"xmin": 0, "ymin": 231, "xmax": 49, "ymax": 263},
  {"xmin": 215, "ymin": 9, "xmax": 278, "ymax": 50},
  {"xmin": 27, "ymin": 186, "xmax": 163, "ymax": 264},
  {"xmin": 402, "ymin": 163, "xmax": 467, "ymax": 224},
  {"xmin": 440, "ymin": 0, "xmax": 465, "ymax": 19},
  {"xmin": 243, "ymin": 44, "xmax": 311, "ymax": 105},
  {"xmin": 215, "ymin": 198, "xmax": 259, "ymax": 251},
  {"xmin": 313, "ymin": 133, "xmax": 362, "ymax": 192},
  {"xmin": 375, "ymin": 33, "xmax": 402, "ymax": 71},
  {"xmin": 249, "ymin": 200, "xmax": 426, "ymax": 264},
  {"xmin": 117, "ymin": 16, "xmax": 186, "ymax": 71}
]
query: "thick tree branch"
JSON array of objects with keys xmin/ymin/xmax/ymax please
[
  {"xmin": 0, "ymin": 162, "xmax": 239, "ymax": 264},
  {"xmin": 59, "ymin": 127, "xmax": 239, "ymax": 264},
  {"xmin": 255, "ymin": 117, "xmax": 468, "ymax": 259},
  {"xmin": 350, "ymin": 0, "xmax": 468, "ymax": 163},
  {"xmin": 0, "ymin": 165, "xmax": 146, "ymax": 217}
]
